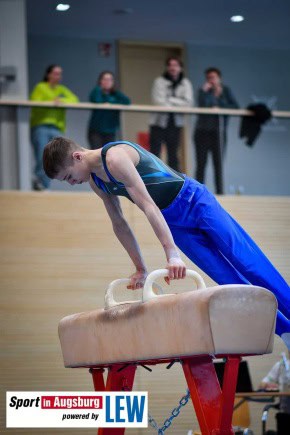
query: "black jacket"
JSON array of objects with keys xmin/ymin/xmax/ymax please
[{"xmin": 240, "ymin": 103, "xmax": 272, "ymax": 146}]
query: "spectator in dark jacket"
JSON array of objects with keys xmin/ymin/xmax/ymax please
[
  {"xmin": 88, "ymin": 71, "xmax": 131, "ymax": 149},
  {"xmin": 194, "ymin": 67, "xmax": 239, "ymax": 194}
]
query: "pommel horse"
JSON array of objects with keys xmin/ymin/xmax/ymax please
[{"xmin": 58, "ymin": 269, "xmax": 277, "ymax": 434}]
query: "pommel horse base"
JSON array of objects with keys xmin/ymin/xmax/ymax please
[{"xmin": 59, "ymin": 269, "xmax": 277, "ymax": 434}]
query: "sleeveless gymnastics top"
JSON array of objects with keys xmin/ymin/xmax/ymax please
[{"xmin": 91, "ymin": 141, "xmax": 185, "ymax": 209}]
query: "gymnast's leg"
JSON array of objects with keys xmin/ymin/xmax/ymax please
[
  {"xmin": 170, "ymin": 225, "xmax": 250, "ymax": 286},
  {"xmin": 170, "ymin": 225, "xmax": 290, "ymax": 346},
  {"xmin": 194, "ymin": 188, "xmax": 290, "ymax": 321}
]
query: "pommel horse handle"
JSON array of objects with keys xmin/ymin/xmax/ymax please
[
  {"xmin": 104, "ymin": 278, "xmax": 164, "ymax": 310},
  {"xmin": 143, "ymin": 268, "xmax": 206, "ymax": 302}
]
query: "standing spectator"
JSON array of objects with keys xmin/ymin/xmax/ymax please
[
  {"xmin": 88, "ymin": 71, "xmax": 131, "ymax": 149},
  {"xmin": 30, "ymin": 64, "xmax": 78, "ymax": 190},
  {"xmin": 194, "ymin": 67, "xmax": 239, "ymax": 194},
  {"xmin": 149, "ymin": 57, "xmax": 193, "ymax": 171}
]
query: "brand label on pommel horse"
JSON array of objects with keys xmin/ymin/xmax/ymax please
[{"xmin": 6, "ymin": 391, "xmax": 148, "ymax": 428}]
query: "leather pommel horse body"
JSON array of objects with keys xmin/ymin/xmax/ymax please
[{"xmin": 59, "ymin": 269, "xmax": 277, "ymax": 434}]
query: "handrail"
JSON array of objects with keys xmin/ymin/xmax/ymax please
[{"xmin": 1, "ymin": 99, "xmax": 290, "ymax": 118}]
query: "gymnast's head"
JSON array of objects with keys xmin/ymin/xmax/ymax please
[{"xmin": 43, "ymin": 137, "xmax": 91, "ymax": 185}]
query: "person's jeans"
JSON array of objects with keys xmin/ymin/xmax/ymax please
[{"xmin": 31, "ymin": 125, "xmax": 61, "ymax": 188}]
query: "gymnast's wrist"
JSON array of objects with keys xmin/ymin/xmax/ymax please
[
  {"xmin": 136, "ymin": 265, "xmax": 147, "ymax": 274},
  {"xmin": 167, "ymin": 250, "xmax": 181, "ymax": 262}
]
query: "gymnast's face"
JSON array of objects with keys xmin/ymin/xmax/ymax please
[{"xmin": 56, "ymin": 153, "xmax": 91, "ymax": 185}]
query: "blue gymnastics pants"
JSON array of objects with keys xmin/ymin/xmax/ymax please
[{"xmin": 162, "ymin": 177, "xmax": 290, "ymax": 338}]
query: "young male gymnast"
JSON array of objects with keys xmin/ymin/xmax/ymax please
[{"xmin": 43, "ymin": 138, "xmax": 290, "ymax": 349}]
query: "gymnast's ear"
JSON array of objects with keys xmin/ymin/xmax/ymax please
[{"xmin": 72, "ymin": 151, "xmax": 83, "ymax": 161}]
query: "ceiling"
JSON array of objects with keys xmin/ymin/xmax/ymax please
[{"xmin": 26, "ymin": 0, "xmax": 290, "ymax": 49}]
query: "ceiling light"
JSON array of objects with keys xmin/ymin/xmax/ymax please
[
  {"xmin": 230, "ymin": 15, "xmax": 244, "ymax": 23},
  {"xmin": 56, "ymin": 4, "xmax": 70, "ymax": 12}
]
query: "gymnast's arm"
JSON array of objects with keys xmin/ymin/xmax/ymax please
[
  {"xmin": 105, "ymin": 147, "xmax": 187, "ymax": 282},
  {"xmin": 89, "ymin": 177, "xmax": 147, "ymax": 289}
]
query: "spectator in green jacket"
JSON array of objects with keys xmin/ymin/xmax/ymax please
[
  {"xmin": 88, "ymin": 71, "xmax": 131, "ymax": 149},
  {"xmin": 30, "ymin": 64, "xmax": 78, "ymax": 190}
]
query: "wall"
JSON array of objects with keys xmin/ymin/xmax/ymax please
[
  {"xmin": 27, "ymin": 35, "xmax": 290, "ymax": 195},
  {"xmin": 0, "ymin": 0, "xmax": 29, "ymax": 189},
  {"xmin": 0, "ymin": 0, "xmax": 28, "ymax": 101}
]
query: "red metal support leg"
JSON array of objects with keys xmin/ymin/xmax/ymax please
[
  {"xmin": 218, "ymin": 356, "xmax": 241, "ymax": 434},
  {"xmin": 105, "ymin": 364, "xmax": 136, "ymax": 392},
  {"xmin": 183, "ymin": 356, "xmax": 224, "ymax": 435},
  {"xmin": 90, "ymin": 368, "xmax": 106, "ymax": 391},
  {"xmin": 96, "ymin": 364, "xmax": 137, "ymax": 435}
]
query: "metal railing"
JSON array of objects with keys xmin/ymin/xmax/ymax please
[{"xmin": 0, "ymin": 100, "xmax": 289, "ymax": 194}]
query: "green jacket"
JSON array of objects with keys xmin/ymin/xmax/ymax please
[{"xmin": 30, "ymin": 82, "xmax": 79, "ymax": 132}]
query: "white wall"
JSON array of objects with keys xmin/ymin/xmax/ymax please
[
  {"xmin": 0, "ymin": 0, "xmax": 29, "ymax": 189},
  {"xmin": 0, "ymin": 0, "xmax": 28, "ymax": 100}
]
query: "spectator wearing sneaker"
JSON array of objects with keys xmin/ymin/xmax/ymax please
[{"xmin": 30, "ymin": 64, "xmax": 79, "ymax": 190}]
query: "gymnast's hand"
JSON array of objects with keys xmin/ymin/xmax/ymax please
[
  {"xmin": 127, "ymin": 269, "xmax": 148, "ymax": 290},
  {"xmin": 165, "ymin": 257, "xmax": 187, "ymax": 284}
]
